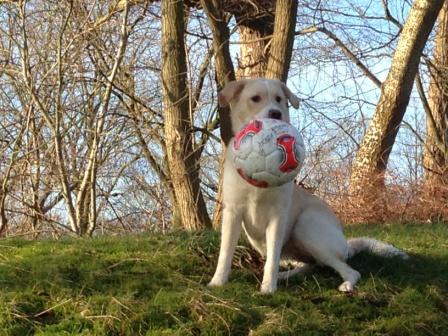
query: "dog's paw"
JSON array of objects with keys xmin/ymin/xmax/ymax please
[
  {"xmin": 260, "ymin": 282, "xmax": 277, "ymax": 294},
  {"xmin": 338, "ymin": 281, "xmax": 354, "ymax": 292},
  {"xmin": 207, "ymin": 277, "xmax": 226, "ymax": 288}
]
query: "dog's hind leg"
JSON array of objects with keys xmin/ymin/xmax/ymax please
[
  {"xmin": 293, "ymin": 211, "xmax": 360, "ymax": 292},
  {"xmin": 300, "ymin": 240, "xmax": 360, "ymax": 291},
  {"xmin": 320, "ymin": 256, "xmax": 361, "ymax": 292},
  {"xmin": 278, "ymin": 261, "xmax": 312, "ymax": 280}
]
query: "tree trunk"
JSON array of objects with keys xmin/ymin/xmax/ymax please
[
  {"xmin": 235, "ymin": 8, "xmax": 274, "ymax": 78},
  {"xmin": 424, "ymin": 2, "xmax": 448, "ymax": 186},
  {"xmin": 265, "ymin": 0, "xmax": 298, "ymax": 82},
  {"xmin": 0, "ymin": 192, "xmax": 7, "ymax": 236},
  {"xmin": 350, "ymin": 0, "xmax": 444, "ymax": 199},
  {"xmin": 200, "ymin": 0, "xmax": 237, "ymax": 229},
  {"xmin": 161, "ymin": 0, "xmax": 211, "ymax": 230},
  {"xmin": 200, "ymin": 0, "xmax": 235, "ymax": 146}
]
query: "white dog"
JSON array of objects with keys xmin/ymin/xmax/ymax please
[{"xmin": 208, "ymin": 78, "xmax": 408, "ymax": 294}]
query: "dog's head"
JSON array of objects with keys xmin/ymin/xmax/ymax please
[{"xmin": 218, "ymin": 79, "xmax": 301, "ymax": 133}]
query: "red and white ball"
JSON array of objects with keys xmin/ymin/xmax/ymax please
[{"xmin": 232, "ymin": 118, "xmax": 305, "ymax": 188}]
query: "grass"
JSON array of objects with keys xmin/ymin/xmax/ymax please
[{"xmin": 0, "ymin": 222, "xmax": 447, "ymax": 335}]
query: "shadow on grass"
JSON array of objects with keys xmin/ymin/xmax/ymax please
[{"xmin": 0, "ymin": 222, "xmax": 447, "ymax": 335}]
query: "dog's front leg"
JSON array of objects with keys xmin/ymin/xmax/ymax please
[
  {"xmin": 208, "ymin": 208, "xmax": 242, "ymax": 287},
  {"xmin": 261, "ymin": 217, "xmax": 286, "ymax": 294}
]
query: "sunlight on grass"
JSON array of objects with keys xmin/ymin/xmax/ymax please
[{"xmin": 0, "ymin": 222, "xmax": 447, "ymax": 335}]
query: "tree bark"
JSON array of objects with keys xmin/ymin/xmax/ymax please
[
  {"xmin": 265, "ymin": 0, "xmax": 298, "ymax": 82},
  {"xmin": 200, "ymin": 0, "xmax": 237, "ymax": 228},
  {"xmin": 161, "ymin": 0, "xmax": 211, "ymax": 230},
  {"xmin": 350, "ymin": 0, "xmax": 444, "ymax": 197},
  {"xmin": 200, "ymin": 0, "xmax": 235, "ymax": 146},
  {"xmin": 424, "ymin": 2, "xmax": 448, "ymax": 186},
  {"xmin": 235, "ymin": 10, "xmax": 274, "ymax": 78}
]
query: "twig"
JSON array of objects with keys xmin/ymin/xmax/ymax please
[
  {"xmin": 107, "ymin": 258, "xmax": 146, "ymax": 270},
  {"xmin": 112, "ymin": 297, "xmax": 134, "ymax": 313},
  {"xmin": 34, "ymin": 299, "xmax": 72, "ymax": 318},
  {"xmin": 84, "ymin": 315, "xmax": 121, "ymax": 321}
]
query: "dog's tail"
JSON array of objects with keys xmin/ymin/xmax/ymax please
[{"xmin": 347, "ymin": 237, "xmax": 409, "ymax": 260}]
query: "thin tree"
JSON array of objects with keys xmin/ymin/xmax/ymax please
[
  {"xmin": 265, "ymin": 0, "xmax": 298, "ymax": 82},
  {"xmin": 161, "ymin": 0, "xmax": 211, "ymax": 230},
  {"xmin": 423, "ymin": 2, "xmax": 448, "ymax": 188},
  {"xmin": 350, "ymin": 0, "xmax": 444, "ymax": 199}
]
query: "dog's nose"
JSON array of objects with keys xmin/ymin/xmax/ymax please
[{"xmin": 268, "ymin": 109, "xmax": 282, "ymax": 120}]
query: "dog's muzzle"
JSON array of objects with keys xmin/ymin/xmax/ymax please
[{"xmin": 268, "ymin": 109, "xmax": 282, "ymax": 120}]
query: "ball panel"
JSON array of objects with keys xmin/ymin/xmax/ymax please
[
  {"xmin": 276, "ymin": 135, "xmax": 299, "ymax": 173},
  {"xmin": 245, "ymin": 152, "xmax": 266, "ymax": 174},
  {"xmin": 233, "ymin": 119, "xmax": 263, "ymax": 150},
  {"xmin": 233, "ymin": 135, "xmax": 253, "ymax": 160},
  {"xmin": 265, "ymin": 150, "xmax": 284, "ymax": 177},
  {"xmin": 253, "ymin": 132, "xmax": 277, "ymax": 156}
]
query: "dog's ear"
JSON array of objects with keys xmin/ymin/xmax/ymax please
[
  {"xmin": 218, "ymin": 80, "xmax": 246, "ymax": 107},
  {"xmin": 281, "ymin": 82, "xmax": 301, "ymax": 109}
]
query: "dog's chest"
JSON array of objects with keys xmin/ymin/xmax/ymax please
[
  {"xmin": 223, "ymin": 148, "xmax": 293, "ymax": 240},
  {"xmin": 241, "ymin": 198, "xmax": 272, "ymax": 240},
  {"xmin": 225, "ymin": 173, "xmax": 291, "ymax": 239}
]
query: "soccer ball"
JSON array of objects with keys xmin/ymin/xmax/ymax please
[{"xmin": 232, "ymin": 118, "xmax": 305, "ymax": 188}]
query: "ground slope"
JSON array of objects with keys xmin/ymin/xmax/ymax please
[{"xmin": 0, "ymin": 222, "xmax": 447, "ymax": 335}]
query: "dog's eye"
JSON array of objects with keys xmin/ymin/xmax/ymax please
[
  {"xmin": 276, "ymin": 96, "xmax": 282, "ymax": 103},
  {"xmin": 251, "ymin": 95, "xmax": 261, "ymax": 103}
]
